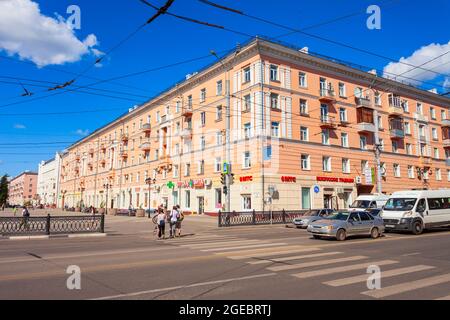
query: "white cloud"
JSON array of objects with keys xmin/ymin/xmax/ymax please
[
  {"xmin": 383, "ymin": 41, "xmax": 450, "ymax": 90},
  {"xmin": 14, "ymin": 124, "xmax": 26, "ymax": 129},
  {"xmin": 444, "ymin": 78, "xmax": 450, "ymax": 90},
  {"xmin": 0, "ymin": 0, "xmax": 100, "ymax": 67},
  {"xmin": 75, "ymin": 129, "xmax": 89, "ymax": 136}
]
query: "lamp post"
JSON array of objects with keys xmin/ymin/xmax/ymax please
[
  {"xmin": 103, "ymin": 183, "xmax": 112, "ymax": 215},
  {"xmin": 145, "ymin": 177, "xmax": 156, "ymax": 215}
]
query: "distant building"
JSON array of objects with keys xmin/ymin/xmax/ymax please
[
  {"xmin": 37, "ymin": 152, "xmax": 63, "ymax": 206},
  {"xmin": 8, "ymin": 171, "xmax": 38, "ymax": 206}
]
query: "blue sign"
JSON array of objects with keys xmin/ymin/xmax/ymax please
[
  {"xmin": 314, "ymin": 185, "xmax": 320, "ymax": 194},
  {"xmin": 223, "ymin": 162, "xmax": 229, "ymax": 174}
]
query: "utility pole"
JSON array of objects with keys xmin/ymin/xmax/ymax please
[{"xmin": 371, "ymin": 88, "xmax": 383, "ymax": 194}]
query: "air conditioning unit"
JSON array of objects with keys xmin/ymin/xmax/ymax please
[{"xmin": 355, "ymin": 176, "xmax": 362, "ymax": 184}]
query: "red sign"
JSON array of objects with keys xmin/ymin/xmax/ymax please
[
  {"xmin": 240, "ymin": 176, "xmax": 253, "ymax": 182},
  {"xmin": 281, "ymin": 176, "xmax": 296, "ymax": 183},
  {"xmin": 316, "ymin": 176, "xmax": 354, "ymax": 183}
]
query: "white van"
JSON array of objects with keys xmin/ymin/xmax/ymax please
[
  {"xmin": 349, "ymin": 194, "xmax": 389, "ymax": 211},
  {"xmin": 381, "ymin": 190, "xmax": 450, "ymax": 235}
]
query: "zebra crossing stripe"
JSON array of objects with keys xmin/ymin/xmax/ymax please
[
  {"xmin": 268, "ymin": 256, "xmax": 368, "ymax": 272},
  {"xmin": 226, "ymin": 247, "xmax": 321, "ymax": 260},
  {"xmin": 181, "ymin": 239, "xmax": 265, "ymax": 248},
  {"xmin": 292, "ymin": 260, "xmax": 398, "ymax": 279},
  {"xmin": 361, "ymin": 273, "xmax": 450, "ymax": 298},
  {"xmin": 324, "ymin": 265, "xmax": 434, "ymax": 287},
  {"xmin": 202, "ymin": 243, "xmax": 287, "ymax": 252},
  {"xmin": 247, "ymin": 251, "xmax": 342, "ymax": 265}
]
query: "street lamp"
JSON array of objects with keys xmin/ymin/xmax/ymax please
[
  {"xmin": 145, "ymin": 177, "xmax": 156, "ymax": 215},
  {"xmin": 103, "ymin": 183, "xmax": 112, "ymax": 215}
]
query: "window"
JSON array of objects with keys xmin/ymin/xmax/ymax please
[
  {"xmin": 416, "ymin": 102, "xmax": 423, "ymax": 114},
  {"xmin": 214, "ymin": 157, "xmax": 221, "ymax": 172},
  {"xmin": 432, "ymin": 127, "xmax": 438, "ymax": 140},
  {"xmin": 200, "ymin": 88, "xmax": 206, "ymax": 102},
  {"xmin": 406, "ymin": 143, "xmax": 413, "ymax": 155},
  {"xmin": 216, "ymin": 80, "xmax": 223, "ymax": 96},
  {"xmin": 216, "ymin": 105, "xmax": 223, "ymax": 121},
  {"xmin": 301, "ymin": 187, "xmax": 311, "ymax": 209},
  {"xmin": 379, "ymin": 138, "xmax": 384, "ymax": 151},
  {"xmin": 301, "ymin": 154, "xmax": 310, "ymax": 170},
  {"xmin": 201, "ymin": 112, "xmax": 206, "ymax": 126},
  {"xmin": 299, "ymin": 72, "xmax": 307, "ymax": 87},
  {"xmin": 156, "ymin": 111, "xmax": 160, "ymax": 123},
  {"xmin": 200, "ymin": 136, "xmax": 205, "ymax": 150},
  {"xmin": 339, "ymin": 108, "xmax": 347, "ymax": 122},
  {"xmin": 375, "ymin": 93, "xmax": 381, "ymax": 106},
  {"xmin": 436, "ymin": 168, "xmax": 442, "ymax": 181},
  {"xmin": 243, "ymin": 94, "xmax": 251, "ymax": 112},
  {"xmin": 184, "ymin": 163, "xmax": 190, "ymax": 176},
  {"xmin": 322, "ymin": 129, "xmax": 330, "ymax": 145},
  {"xmin": 341, "ymin": 133, "xmax": 349, "ymax": 148},
  {"xmin": 408, "ymin": 165, "xmax": 415, "ymax": 179},
  {"xmin": 176, "ymin": 101, "xmax": 181, "ymax": 113},
  {"xmin": 216, "ymin": 131, "xmax": 223, "ymax": 146},
  {"xmin": 322, "ymin": 156, "xmax": 331, "ymax": 172},
  {"xmin": 360, "ymin": 135, "xmax": 367, "ymax": 150},
  {"xmin": 198, "ymin": 160, "xmax": 205, "ymax": 175},
  {"xmin": 188, "ymin": 95, "xmax": 193, "ymax": 108},
  {"xmin": 270, "ymin": 64, "xmax": 278, "ymax": 81},
  {"xmin": 448, "ymin": 170, "xmax": 450, "ymax": 182},
  {"xmin": 244, "ymin": 123, "xmax": 251, "ymax": 139},
  {"xmin": 185, "ymin": 190, "xmax": 191, "ymax": 208},
  {"xmin": 264, "ymin": 146, "xmax": 272, "ymax": 160},
  {"xmin": 430, "ymin": 107, "xmax": 436, "ymax": 120},
  {"xmin": 434, "ymin": 148, "xmax": 439, "ymax": 159},
  {"xmin": 392, "ymin": 140, "xmax": 398, "ymax": 153},
  {"xmin": 393, "ymin": 164, "xmax": 401, "ymax": 177},
  {"xmin": 342, "ymin": 158, "xmax": 350, "ymax": 173},
  {"xmin": 244, "ymin": 67, "xmax": 251, "ymax": 83},
  {"xmin": 338, "ymin": 82, "xmax": 346, "ymax": 97},
  {"xmin": 243, "ymin": 151, "xmax": 251, "ymax": 168},
  {"xmin": 300, "ymin": 126, "xmax": 309, "ymax": 141},
  {"xmin": 300, "ymin": 99, "xmax": 308, "ymax": 115},
  {"xmin": 174, "ymin": 143, "xmax": 180, "ymax": 155},
  {"xmin": 173, "ymin": 165, "xmax": 179, "ymax": 178},
  {"xmin": 377, "ymin": 115, "xmax": 383, "ymax": 129},
  {"xmin": 271, "ymin": 122, "xmax": 280, "ymax": 137},
  {"xmin": 270, "ymin": 93, "xmax": 279, "ymax": 109},
  {"xmin": 361, "ymin": 160, "xmax": 369, "ymax": 174},
  {"xmin": 242, "ymin": 195, "xmax": 252, "ymax": 210},
  {"xmin": 215, "ymin": 188, "xmax": 222, "ymax": 208},
  {"xmin": 404, "ymin": 122, "xmax": 411, "ymax": 135},
  {"xmin": 442, "ymin": 110, "xmax": 447, "ymax": 121}
]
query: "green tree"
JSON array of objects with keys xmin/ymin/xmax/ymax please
[{"xmin": 0, "ymin": 174, "xmax": 9, "ymax": 206}]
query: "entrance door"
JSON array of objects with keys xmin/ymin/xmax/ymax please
[
  {"xmin": 198, "ymin": 197, "xmax": 205, "ymax": 215},
  {"xmin": 323, "ymin": 194, "xmax": 333, "ymax": 209},
  {"xmin": 162, "ymin": 197, "xmax": 168, "ymax": 209}
]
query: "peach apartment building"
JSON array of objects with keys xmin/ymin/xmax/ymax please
[
  {"xmin": 8, "ymin": 171, "xmax": 38, "ymax": 206},
  {"xmin": 58, "ymin": 38, "xmax": 450, "ymax": 214}
]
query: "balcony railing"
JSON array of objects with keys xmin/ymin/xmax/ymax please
[
  {"xmin": 319, "ymin": 88, "xmax": 336, "ymax": 102},
  {"xmin": 355, "ymin": 97, "xmax": 371, "ymax": 108},
  {"xmin": 141, "ymin": 123, "xmax": 151, "ymax": 132},
  {"xmin": 446, "ymin": 158, "xmax": 450, "ymax": 166},
  {"xmin": 419, "ymin": 135, "xmax": 427, "ymax": 143},
  {"xmin": 442, "ymin": 119, "xmax": 450, "ymax": 127},
  {"xmin": 357, "ymin": 122, "xmax": 376, "ymax": 133},
  {"xmin": 139, "ymin": 142, "xmax": 151, "ymax": 151},
  {"xmin": 388, "ymin": 105, "xmax": 403, "ymax": 115},
  {"xmin": 121, "ymin": 134, "xmax": 129, "ymax": 142},
  {"xmin": 390, "ymin": 129, "xmax": 405, "ymax": 139},
  {"xmin": 182, "ymin": 106, "xmax": 193, "ymax": 117},
  {"xmin": 414, "ymin": 113, "xmax": 429, "ymax": 123},
  {"xmin": 443, "ymin": 139, "xmax": 450, "ymax": 147},
  {"xmin": 180, "ymin": 128, "xmax": 193, "ymax": 139},
  {"xmin": 119, "ymin": 149, "xmax": 128, "ymax": 158}
]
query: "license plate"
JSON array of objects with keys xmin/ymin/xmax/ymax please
[
  {"xmin": 311, "ymin": 229, "xmax": 321, "ymax": 233},
  {"xmin": 385, "ymin": 224, "xmax": 395, "ymax": 228}
]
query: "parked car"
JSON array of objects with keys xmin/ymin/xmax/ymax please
[
  {"xmin": 349, "ymin": 194, "xmax": 389, "ymax": 212},
  {"xmin": 292, "ymin": 209, "xmax": 334, "ymax": 229},
  {"xmin": 366, "ymin": 208, "xmax": 382, "ymax": 217},
  {"xmin": 307, "ymin": 211, "xmax": 384, "ymax": 241}
]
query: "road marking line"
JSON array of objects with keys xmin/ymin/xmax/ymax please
[
  {"xmin": 91, "ymin": 273, "xmax": 277, "ymax": 300},
  {"xmin": 247, "ymin": 251, "xmax": 343, "ymax": 265},
  {"xmin": 167, "ymin": 238, "xmax": 240, "ymax": 245},
  {"xmin": 181, "ymin": 239, "xmax": 264, "ymax": 248},
  {"xmin": 401, "ymin": 252, "xmax": 421, "ymax": 257},
  {"xmin": 324, "ymin": 265, "xmax": 434, "ymax": 287},
  {"xmin": 268, "ymin": 256, "xmax": 368, "ymax": 272},
  {"xmin": 226, "ymin": 247, "xmax": 321, "ymax": 260},
  {"xmin": 292, "ymin": 260, "xmax": 398, "ymax": 279},
  {"xmin": 202, "ymin": 243, "xmax": 287, "ymax": 252},
  {"xmin": 436, "ymin": 294, "xmax": 450, "ymax": 300},
  {"xmin": 361, "ymin": 273, "xmax": 450, "ymax": 298}
]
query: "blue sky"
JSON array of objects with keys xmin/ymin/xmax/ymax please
[{"xmin": 0, "ymin": 0, "xmax": 449, "ymax": 177}]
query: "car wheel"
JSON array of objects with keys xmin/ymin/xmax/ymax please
[
  {"xmin": 370, "ymin": 227, "xmax": 379, "ymax": 239},
  {"xmin": 313, "ymin": 235, "xmax": 321, "ymax": 239},
  {"xmin": 336, "ymin": 229, "xmax": 346, "ymax": 241},
  {"xmin": 412, "ymin": 220, "xmax": 424, "ymax": 235}
]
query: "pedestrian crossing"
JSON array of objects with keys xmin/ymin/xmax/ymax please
[{"xmin": 163, "ymin": 233, "xmax": 450, "ymax": 299}]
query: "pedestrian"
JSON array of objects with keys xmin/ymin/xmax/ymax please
[
  {"xmin": 19, "ymin": 206, "xmax": 30, "ymax": 230},
  {"xmin": 156, "ymin": 208, "xmax": 166, "ymax": 240},
  {"xmin": 169, "ymin": 206, "xmax": 178, "ymax": 238},
  {"xmin": 175, "ymin": 205, "xmax": 182, "ymax": 238}
]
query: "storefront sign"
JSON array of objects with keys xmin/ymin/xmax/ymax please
[
  {"xmin": 316, "ymin": 176, "xmax": 355, "ymax": 183},
  {"xmin": 177, "ymin": 180, "xmax": 204, "ymax": 189},
  {"xmin": 240, "ymin": 176, "xmax": 253, "ymax": 182},
  {"xmin": 281, "ymin": 176, "xmax": 296, "ymax": 183}
]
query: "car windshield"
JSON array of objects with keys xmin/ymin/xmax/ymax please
[
  {"xmin": 384, "ymin": 198, "xmax": 417, "ymax": 211},
  {"xmin": 349, "ymin": 200, "xmax": 371, "ymax": 208},
  {"xmin": 326, "ymin": 212, "xmax": 350, "ymax": 221},
  {"xmin": 303, "ymin": 210, "xmax": 320, "ymax": 217}
]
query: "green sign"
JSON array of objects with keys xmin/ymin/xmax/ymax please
[{"xmin": 167, "ymin": 181, "xmax": 175, "ymax": 189}]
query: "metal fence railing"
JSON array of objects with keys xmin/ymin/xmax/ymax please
[
  {"xmin": 0, "ymin": 214, "xmax": 105, "ymax": 236},
  {"xmin": 218, "ymin": 210, "xmax": 308, "ymax": 227}
]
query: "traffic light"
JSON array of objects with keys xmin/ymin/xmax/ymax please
[
  {"xmin": 220, "ymin": 173, "xmax": 226, "ymax": 185},
  {"xmin": 229, "ymin": 173, "xmax": 235, "ymax": 185},
  {"xmin": 223, "ymin": 186, "xmax": 228, "ymax": 195}
]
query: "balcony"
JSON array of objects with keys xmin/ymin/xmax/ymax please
[
  {"xmin": 141, "ymin": 123, "xmax": 151, "ymax": 133},
  {"xmin": 419, "ymin": 135, "xmax": 427, "ymax": 143},
  {"xmin": 388, "ymin": 105, "xmax": 403, "ymax": 116},
  {"xmin": 121, "ymin": 133, "xmax": 129, "ymax": 142},
  {"xmin": 100, "ymin": 159, "xmax": 106, "ymax": 166},
  {"xmin": 88, "ymin": 148, "xmax": 95, "ymax": 155},
  {"xmin": 414, "ymin": 113, "xmax": 429, "ymax": 123},
  {"xmin": 443, "ymin": 139, "xmax": 450, "ymax": 148},
  {"xmin": 75, "ymin": 154, "xmax": 81, "ymax": 161},
  {"xmin": 180, "ymin": 128, "xmax": 193, "ymax": 139},
  {"xmin": 390, "ymin": 129, "xmax": 405, "ymax": 139},
  {"xmin": 442, "ymin": 119, "xmax": 450, "ymax": 127},
  {"xmin": 119, "ymin": 149, "xmax": 128, "ymax": 158},
  {"xmin": 446, "ymin": 159, "xmax": 450, "ymax": 166},
  {"xmin": 355, "ymin": 97, "xmax": 372, "ymax": 109},
  {"xmin": 140, "ymin": 142, "xmax": 151, "ymax": 151},
  {"xmin": 100, "ymin": 144, "xmax": 107, "ymax": 152},
  {"xmin": 182, "ymin": 106, "xmax": 193, "ymax": 117},
  {"xmin": 160, "ymin": 115, "xmax": 171, "ymax": 128},
  {"xmin": 420, "ymin": 156, "xmax": 432, "ymax": 167},
  {"xmin": 319, "ymin": 89, "xmax": 336, "ymax": 103},
  {"xmin": 319, "ymin": 116, "xmax": 337, "ymax": 128},
  {"xmin": 357, "ymin": 122, "xmax": 376, "ymax": 133}
]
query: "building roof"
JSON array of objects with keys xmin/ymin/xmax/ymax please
[{"xmin": 10, "ymin": 171, "xmax": 38, "ymax": 182}]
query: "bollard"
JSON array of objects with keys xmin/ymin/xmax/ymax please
[
  {"xmin": 100, "ymin": 213, "xmax": 105, "ymax": 233},
  {"xmin": 46, "ymin": 214, "xmax": 51, "ymax": 235}
]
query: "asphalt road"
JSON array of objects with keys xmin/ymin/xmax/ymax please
[{"xmin": 1, "ymin": 213, "xmax": 450, "ymax": 300}]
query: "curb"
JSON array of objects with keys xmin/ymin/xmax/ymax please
[{"xmin": 1, "ymin": 233, "xmax": 107, "ymax": 240}]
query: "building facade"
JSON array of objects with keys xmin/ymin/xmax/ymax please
[
  {"xmin": 8, "ymin": 171, "xmax": 38, "ymax": 206},
  {"xmin": 58, "ymin": 39, "xmax": 450, "ymax": 213},
  {"xmin": 37, "ymin": 153, "xmax": 62, "ymax": 207}
]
